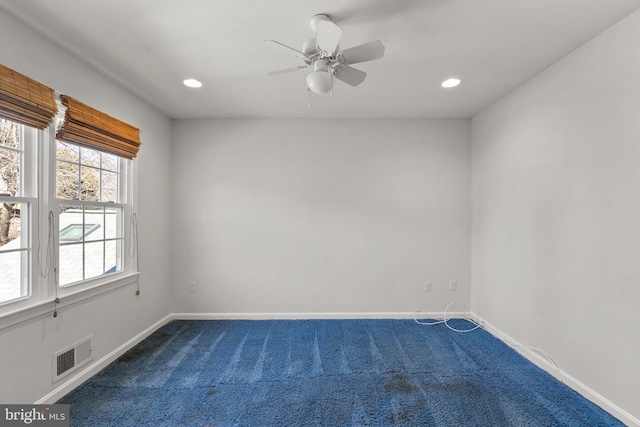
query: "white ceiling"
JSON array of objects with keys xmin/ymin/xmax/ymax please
[{"xmin": 2, "ymin": 0, "xmax": 639, "ymax": 119}]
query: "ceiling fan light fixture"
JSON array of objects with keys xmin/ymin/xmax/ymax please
[
  {"xmin": 441, "ymin": 78, "xmax": 461, "ymax": 88},
  {"xmin": 306, "ymin": 59, "xmax": 334, "ymax": 94},
  {"xmin": 306, "ymin": 70, "xmax": 334, "ymax": 94},
  {"xmin": 183, "ymin": 78, "xmax": 203, "ymax": 88}
]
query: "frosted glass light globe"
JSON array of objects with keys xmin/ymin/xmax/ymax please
[{"xmin": 306, "ymin": 70, "xmax": 333, "ymax": 94}]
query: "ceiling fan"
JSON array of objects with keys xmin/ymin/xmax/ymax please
[{"xmin": 266, "ymin": 14, "xmax": 385, "ymax": 96}]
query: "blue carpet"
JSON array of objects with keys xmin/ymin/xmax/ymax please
[{"xmin": 58, "ymin": 319, "xmax": 623, "ymax": 426}]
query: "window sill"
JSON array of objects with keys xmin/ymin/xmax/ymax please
[{"xmin": 0, "ymin": 272, "xmax": 139, "ymax": 331}]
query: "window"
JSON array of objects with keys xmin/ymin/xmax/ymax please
[
  {"xmin": 0, "ymin": 65, "xmax": 140, "ymax": 318},
  {"xmin": 0, "ymin": 121, "xmax": 134, "ymax": 310},
  {"xmin": 0, "ymin": 119, "xmax": 35, "ymax": 306},
  {"xmin": 0, "ymin": 120, "xmax": 134, "ymax": 312},
  {"xmin": 55, "ymin": 141, "xmax": 128, "ymax": 287}
]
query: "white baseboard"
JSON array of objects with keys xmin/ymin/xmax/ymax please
[
  {"xmin": 471, "ymin": 312, "xmax": 640, "ymax": 427},
  {"xmin": 172, "ymin": 311, "xmax": 468, "ymax": 320},
  {"xmin": 36, "ymin": 314, "xmax": 173, "ymax": 404}
]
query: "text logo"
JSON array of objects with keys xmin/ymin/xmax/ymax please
[{"xmin": 0, "ymin": 405, "xmax": 69, "ymax": 427}]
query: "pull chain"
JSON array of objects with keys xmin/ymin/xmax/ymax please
[
  {"xmin": 308, "ymin": 89, "xmax": 312, "ymax": 108},
  {"xmin": 330, "ymin": 72, "xmax": 334, "ymax": 97}
]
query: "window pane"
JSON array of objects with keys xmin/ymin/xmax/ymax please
[
  {"xmin": 80, "ymin": 147, "xmax": 101, "ymax": 168},
  {"xmin": 84, "ymin": 241, "xmax": 104, "ymax": 280},
  {"xmin": 102, "ymin": 153, "xmax": 118, "ymax": 172},
  {"xmin": 59, "ymin": 243, "xmax": 83, "ymax": 286},
  {"xmin": 56, "ymin": 141, "xmax": 79, "ymax": 163},
  {"xmin": 84, "ymin": 207, "xmax": 104, "ymax": 241},
  {"xmin": 80, "ymin": 166, "xmax": 100, "ymax": 201},
  {"xmin": 0, "ymin": 251, "xmax": 24, "ymax": 303},
  {"xmin": 105, "ymin": 207, "xmax": 121, "ymax": 239},
  {"xmin": 0, "ymin": 202, "xmax": 22, "ymax": 249},
  {"xmin": 0, "ymin": 202, "xmax": 25, "ymax": 300},
  {"xmin": 0, "ymin": 119, "xmax": 20, "ymax": 149},
  {"xmin": 105, "ymin": 240, "xmax": 119, "ymax": 274},
  {"xmin": 101, "ymin": 171, "xmax": 118, "ymax": 202},
  {"xmin": 0, "ymin": 147, "xmax": 21, "ymax": 197},
  {"xmin": 59, "ymin": 205, "xmax": 82, "ymax": 236},
  {"xmin": 56, "ymin": 161, "xmax": 79, "ymax": 200},
  {"xmin": 0, "ymin": 120, "xmax": 22, "ymax": 198}
]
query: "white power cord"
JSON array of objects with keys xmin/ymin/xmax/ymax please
[
  {"xmin": 414, "ymin": 301, "xmax": 563, "ymax": 381},
  {"xmin": 413, "ymin": 301, "xmax": 482, "ymax": 333}
]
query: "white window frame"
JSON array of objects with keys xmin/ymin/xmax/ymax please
[
  {"xmin": 50, "ymin": 121, "xmax": 136, "ymax": 295},
  {"xmin": 0, "ymin": 117, "xmax": 138, "ymax": 327},
  {"xmin": 0, "ymin": 123, "xmax": 37, "ymax": 309}
]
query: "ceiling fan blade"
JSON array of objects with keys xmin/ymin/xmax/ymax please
[
  {"xmin": 264, "ymin": 40, "xmax": 307, "ymax": 59},
  {"xmin": 334, "ymin": 65, "xmax": 367, "ymax": 86},
  {"xmin": 341, "ymin": 40, "xmax": 386, "ymax": 64},
  {"xmin": 316, "ymin": 19, "xmax": 342, "ymax": 55},
  {"xmin": 266, "ymin": 66, "xmax": 308, "ymax": 76}
]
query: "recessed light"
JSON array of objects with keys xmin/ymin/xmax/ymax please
[
  {"xmin": 441, "ymin": 78, "xmax": 461, "ymax": 88},
  {"xmin": 183, "ymin": 78, "xmax": 203, "ymax": 88}
]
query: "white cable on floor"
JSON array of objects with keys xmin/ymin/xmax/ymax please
[
  {"xmin": 414, "ymin": 301, "xmax": 563, "ymax": 382},
  {"xmin": 413, "ymin": 301, "xmax": 482, "ymax": 333},
  {"xmin": 413, "ymin": 310, "xmax": 445, "ymax": 326}
]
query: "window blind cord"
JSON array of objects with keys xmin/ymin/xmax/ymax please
[
  {"xmin": 35, "ymin": 211, "xmax": 60, "ymax": 317},
  {"xmin": 50, "ymin": 213, "xmax": 60, "ymax": 316},
  {"xmin": 37, "ymin": 211, "xmax": 54, "ymax": 278},
  {"xmin": 413, "ymin": 301, "xmax": 562, "ymax": 382},
  {"xmin": 129, "ymin": 212, "xmax": 140, "ymax": 295}
]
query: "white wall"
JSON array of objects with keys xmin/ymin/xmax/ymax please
[
  {"xmin": 0, "ymin": 11, "xmax": 172, "ymax": 403},
  {"xmin": 471, "ymin": 9, "xmax": 640, "ymax": 421},
  {"xmin": 171, "ymin": 119, "xmax": 470, "ymax": 315},
  {"xmin": 3, "ymin": 3, "xmax": 637, "ymax": 419}
]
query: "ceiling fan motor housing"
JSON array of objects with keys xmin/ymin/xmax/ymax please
[{"xmin": 309, "ymin": 14, "xmax": 331, "ymax": 33}]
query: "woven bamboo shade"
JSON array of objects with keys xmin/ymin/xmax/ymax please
[
  {"xmin": 0, "ymin": 64, "xmax": 58, "ymax": 129},
  {"xmin": 56, "ymin": 95, "xmax": 141, "ymax": 159}
]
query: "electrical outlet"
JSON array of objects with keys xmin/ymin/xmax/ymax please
[
  {"xmin": 424, "ymin": 281, "xmax": 432, "ymax": 292},
  {"xmin": 449, "ymin": 280, "xmax": 457, "ymax": 291},
  {"xmin": 189, "ymin": 281, "xmax": 196, "ymax": 293}
]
